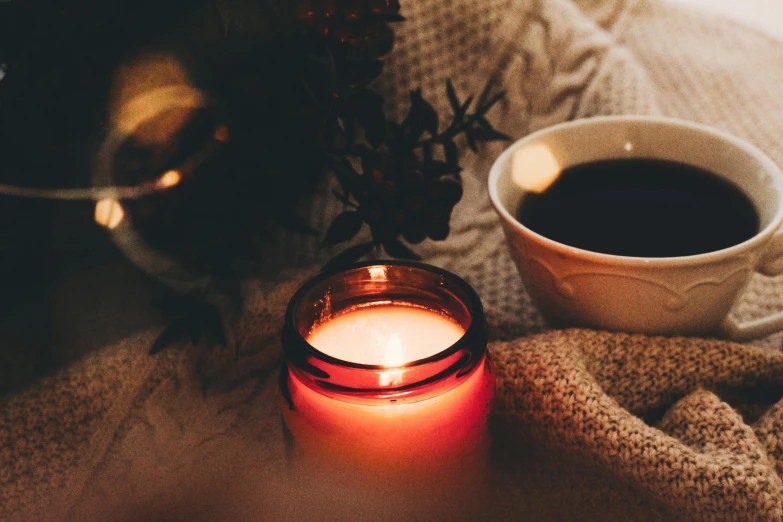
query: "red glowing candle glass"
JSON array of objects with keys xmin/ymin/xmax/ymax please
[{"xmin": 280, "ymin": 262, "xmax": 494, "ymax": 505}]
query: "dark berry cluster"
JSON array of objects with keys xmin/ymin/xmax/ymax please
[
  {"xmin": 358, "ymin": 150, "xmax": 462, "ymax": 244},
  {"xmin": 295, "ymin": 0, "xmax": 402, "ymax": 58},
  {"xmin": 322, "ymin": 83, "xmax": 509, "ymax": 269}
]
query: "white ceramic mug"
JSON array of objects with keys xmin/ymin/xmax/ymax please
[{"xmin": 488, "ymin": 116, "xmax": 783, "ymax": 340}]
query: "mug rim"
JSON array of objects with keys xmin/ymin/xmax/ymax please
[{"xmin": 488, "ymin": 115, "xmax": 783, "ymax": 267}]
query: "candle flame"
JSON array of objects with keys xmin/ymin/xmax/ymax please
[{"xmin": 378, "ymin": 333, "xmax": 405, "ymax": 387}]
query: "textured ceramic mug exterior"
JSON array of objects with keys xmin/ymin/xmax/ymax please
[{"xmin": 488, "ymin": 116, "xmax": 783, "ymax": 340}]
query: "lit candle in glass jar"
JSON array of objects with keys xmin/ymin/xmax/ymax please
[{"xmin": 280, "ymin": 262, "xmax": 494, "ymax": 519}]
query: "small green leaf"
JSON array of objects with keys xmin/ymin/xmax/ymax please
[
  {"xmin": 348, "ymin": 144, "xmax": 372, "ymax": 157},
  {"xmin": 477, "ymin": 79, "xmax": 495, "ymax": 109},
  {"xmin": 350, "ymin": 89, "xmax": 386, "ymax": 148},
  {"xmin": 478, "ymin": 91, "xmax": 506, "ymax": 116},
  {"xmin": 444, "ymin": 92, "xmax": 472, "ymax": 135},
  {"xmin": 347, "ymin": 24, "xmax": 394, "ymax": 61},
  {"xmin": 419, "ymin": 97, "xmax": 439, "ymax": 136},
  {"xmin": 332, "ymin": 189, "xmax": 355, "ymax": 207},
  {"xmin": 201, "ymin": 306, "xmax": 228, "ymax": 347},
  {"xmin": 387, "ymin": 122, "xmax": 402, "ymax": 142},
  {"xmin": 346, "ymin": 60, "xmax": 385, "ymax": 86},
  {"xmin": 150, "ymin": 318, "xmax": 189, "ymax": 355},
  {"xmin": 472, "ymin": 126, "xmax": 512, "ymax": 142},
  {"xmin": 322, "ymin": 211, "xmax": 364, "ymax": 246},
  {"xmin": 187, "ymin": 320, "xmax": 203, "ymax": 345},
  {"xmin": 382, "ymin": 239, "xmax": 422, "ymax": 260},
  {"xmin": 330, "ymin": 156, "xmax": 361, "ymax": 194},
  {"xmin": 446, "ymin": 79, "xmax": 460, "ymax": 113},
  {"xmin": 277, "ymin": 211, "xmax": 319, "ymax": 236},
  {"xmin": 323, "ymin": 241, "xmax": 376, "ymax": 272},
  {"xmin": 359, "ymin": 148, "xmax": 381, "ymax": 174},
  {"xmin": 443, "ymin": 139, "xmax": 458, "ymax": 167},
  {"xmin": 375, "ymin": 13, "xmax": 406, "ymax": 22},
  {"xmin": 211, "ymin": 272, "xmax": 243, "ymax": 313},
  {"xmin": 458, "ymin": 95, "xmax": 474, "ymax": 120},
  {"xmin": 422, "ymin": 141, "xmax": 433, "ymax": 162},
  {"xmin": 402, "ymin": 89, "xmax": 425, "ymax": 142},
  {"xmin": 332, "ymin": 115, "xmax": 356, "ymax": 150},
  {"xmin": 422, "ymin": 160, "xmax": 462, "ymax": 178},
  {"xmin": 465, "ymin": 129, "xmax": 478, "ymax": 152},
  {"xmin": 306, "ymin": 53, "xmax": 330, "ymax": 68},
  {"xmin": 151, "ymin": 294, "xmax": 197, "ymax": 316}
]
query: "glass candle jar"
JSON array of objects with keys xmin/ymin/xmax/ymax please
[{"xmin": 280, "ymin": 261, "xmax": 494, "ymax": 519}]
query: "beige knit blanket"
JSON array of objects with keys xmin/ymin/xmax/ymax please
[{"xmin": 2, "ymin": 0, "xmax": 783, "ymax": 520}]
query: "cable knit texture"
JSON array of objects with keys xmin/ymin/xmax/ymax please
[{"xmin": 2, "ymin": 0, "xmax": 783, "ymax": 521}]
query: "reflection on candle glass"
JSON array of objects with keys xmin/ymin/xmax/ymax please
[{"xmin": 378, "ymin": 333, "xmax": 405, "ymax": 386}]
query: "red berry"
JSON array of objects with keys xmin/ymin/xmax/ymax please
[
  {"xmin": 370, "ymin": 168, "xmax": 384, "ymax": 184},
  {"xmin": 382, "ymin": 180, "xmax": 398, "ymax": 197},
  {"xmin": 370, "ymin": 0, "xmax": 401, "ymax": 15}
]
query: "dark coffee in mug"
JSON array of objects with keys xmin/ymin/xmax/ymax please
[{"xmin": 515, "ymin": 158, "xmax": 759, "ymax": 257}]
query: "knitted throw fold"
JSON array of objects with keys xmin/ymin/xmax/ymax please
[
  {"xmin": 491, "ymin": 329, "xmax": 783, "ymax": 521},
  {"xmin": 1, "ymin": 0, "xmax": 783, "ymax": 521}
]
